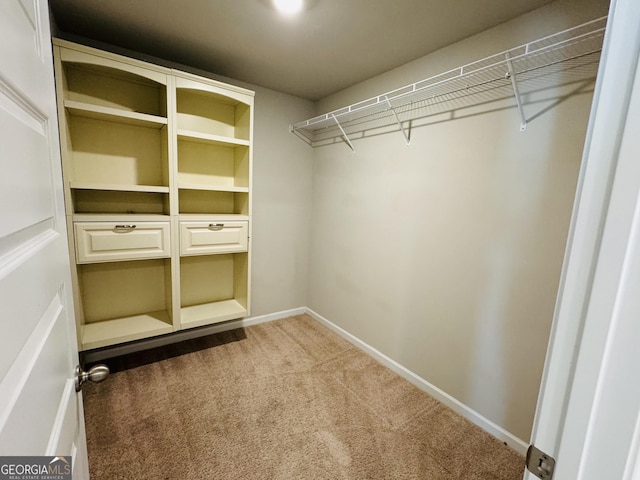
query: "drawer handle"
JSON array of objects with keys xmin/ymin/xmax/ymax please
[
  {"xmin": 208, "ymin": 223, "xmax": 224, "ymax": 231},
  {"xmin": 113, "ymin": 224, "xmax": 137, "ymax": 232}
]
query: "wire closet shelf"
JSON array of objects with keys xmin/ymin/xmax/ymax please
[{"xmin": 290, "ymin": 16, "xmax": 607, "ymax": 151}]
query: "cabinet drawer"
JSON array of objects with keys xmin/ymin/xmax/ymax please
[
  {"xmin": 75, "ymin": 222, "xmax": 171, "ymax": 263},
  {"xmin": 180, "ymin": 221, "xmax": 248, "ymax": 256}
]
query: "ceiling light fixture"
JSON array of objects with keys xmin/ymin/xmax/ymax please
[{"xmin": 273, "ymin": 0, "xmax": 303, "ymax": 15}]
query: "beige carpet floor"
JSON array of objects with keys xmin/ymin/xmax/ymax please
[{"xmin": 83, "ymin": 314, "xmax": 524, "ymax": 479}]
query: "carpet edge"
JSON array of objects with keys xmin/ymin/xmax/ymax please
[{"xmin": 304, "ymin": 307, "xmax": 529, "ymax": 456}]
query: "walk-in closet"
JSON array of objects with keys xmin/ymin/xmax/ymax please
[{"xmin": 5, "ymin": 0, "xmax": 637, "ymax": 478}]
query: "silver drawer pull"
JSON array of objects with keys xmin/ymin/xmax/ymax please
[
  {"xmin": 114, "ymin": 224, "xmax": 137, "ymax": 232},
  {"xmin": 208, "ymin": 223, "xmax": 224, "ymax": 231}
]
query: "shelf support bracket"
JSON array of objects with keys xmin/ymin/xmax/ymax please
[
  {"xmin": 505, "ymin": 53, "xmax": 527, "ymax": 131},
  {"xmin": 331, "ymin": 114, "xmax": 356, "ymax": 152},
  {"xmin": 385, "ymin": 96, "xmax": 411, "ymax": 146}
]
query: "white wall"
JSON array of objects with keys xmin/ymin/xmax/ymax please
[
  {"xmin": 250, "ymin": 86, "xmax": 315, "ymax": 315},
  {"xmin": 307, "ymin": 0, "xmax": 609, "ymax": 442}
]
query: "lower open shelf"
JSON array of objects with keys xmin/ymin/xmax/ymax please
[
  {"xmin": 81, "ymin": 310, "xmax": 173, "ymax": 350},
  {"xmin": 78, "ymin": 258, "xmax": 174, "ymax": 350},
  {"xmin": 180, "ymin": 299, "xmax": 247, "ymax": 329},
  {"xmin": 179, "ymin": 252, "xmax": 249, "ymax": 330}
]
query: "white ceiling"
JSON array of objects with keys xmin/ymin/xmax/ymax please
[{"xmin": 49, "ymin": 0, "xmax": 557, "ymax": 100}]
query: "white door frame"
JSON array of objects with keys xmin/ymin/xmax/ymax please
[{"xmin": 526, "ymin": 0, "xmax": 640, "ymax": 477}]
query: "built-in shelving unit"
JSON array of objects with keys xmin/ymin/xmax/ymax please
[
  {"xmin": 53, "ymin": 39, "xmax": 254, "ymax": 352},
  {"xmin": 290, "ymin": 16, "xmax": 607, "ymax": 150},
  {"xmin": 173, "ymin": 74, "xmax": 252, "ymax": 331}
]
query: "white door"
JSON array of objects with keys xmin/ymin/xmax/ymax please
[
  {"xmin": 0, "ymin": 0, "xmax": 89, "ymax": 478},
  {"xmin": 526, "ymin": 0, "xmax": 640, "ymax": 478}
]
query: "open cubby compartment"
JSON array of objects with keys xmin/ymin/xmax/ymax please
[
  {"xmin": 71, "ymin": 189, "xmax": 170, "ymax": 215},
  {"xmin": 177, "ymin": 135, "xmax": 250, "ymax": 191},
  {"xmin": 179, "ymin": 252, "xmax": 248, "ymax": 329},
  {"xmin": 63, "ymin": 113, "xmax": 170, "ymax": 189},
  {"xmin": 59, "ymin": 47, "xmax": 167, "ymax": 118},
  {"xmin": 78, "ymin": 258, "xmax": 174, "ymax": 350},
  {"xmin": 176, "ymin": 86, "xmax": 251, "ymax": 141},
  {"xmin": 178, "ymin": 190, "xmax": 249, "ymax": 215}
]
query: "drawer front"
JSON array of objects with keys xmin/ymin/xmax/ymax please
[
  {"xmin": 180, "ymin": 221, "xmax": 248, "ymax": 256},
  {"xmin": 75, "ymin": 222, "xmax": 171, "ymax": 263}
]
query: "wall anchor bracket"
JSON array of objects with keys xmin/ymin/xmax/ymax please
[
  {"xmin": 384, "ymin": 96, "xmax": 411, "ymax": 146},
  {"xmin": 506, "ymin": 53, "xmax": 528, "ymax": 131},
  {"xmin": 331, "ymin": 114, "xmax": 356, "ymax": 152}
]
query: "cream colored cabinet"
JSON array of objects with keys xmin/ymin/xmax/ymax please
[
  {"xmin": 174, "ymin": 75, "xmax": 251, "ymax": 216},
  {"xmin": 179, "ymin": 221, "xmax": 248, "ymax": 256},
  {"xmin": 173, "ymin": 73, "xmax": 252, "ymax": 333},
  {"xmin": 55, "ymin": 46, "xmax": 171, "ymax": 216},
  {"xmin": 75, "ymin": 222, "xmax": 171, "ymax": 263},
  {"xmin": 53, "ymin": 39, "xmax": 253, "ymax": 352}
]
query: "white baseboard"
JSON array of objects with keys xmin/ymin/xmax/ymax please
[
  {"xmin": 244, "ymin": 306, "xmax": 308, "ymax": 325},
  {"xmin": 304, "ymin": 307, "xmax": 529, "ymax": 455}
]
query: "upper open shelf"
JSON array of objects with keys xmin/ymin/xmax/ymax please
[{"xmin": 290, "ymin": 17, "xmax": 607, "ymax": 150}]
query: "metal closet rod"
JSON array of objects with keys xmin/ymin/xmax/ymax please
[{"xmin": 290, "ymin": 15, "xmax": 607, "ymax": 151}]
